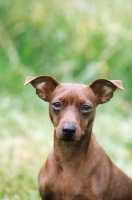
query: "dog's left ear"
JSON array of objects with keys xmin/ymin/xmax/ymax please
[
  {"xmin": 24, "ymin": 75, "xmax": 59, "ymax": 101},
  {"xmin": 89, "ymin": 79, "xmax": 124, "ymax": 105}
]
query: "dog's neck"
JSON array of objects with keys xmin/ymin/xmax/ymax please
[{"xmin": 53, "ymin": 129, "xmax": 94, "ymax": 166}]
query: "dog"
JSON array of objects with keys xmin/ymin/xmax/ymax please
[{"xmin": 25, "ymin": 75, "xmax": 132, "ymax": 200}]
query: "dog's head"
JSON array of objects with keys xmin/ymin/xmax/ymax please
[{"xmin": 25, "ymin": 76, "xmax": 124, "ymax": 142}]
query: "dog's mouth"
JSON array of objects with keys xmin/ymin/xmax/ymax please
[{"xmin": 59, "ymin": 137, "xmax": 75, "ymax": 142}]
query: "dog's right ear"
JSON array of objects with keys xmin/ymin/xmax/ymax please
[{"xmin": 24, "ymin": 75, "xmax": 59, "ymax": 102}]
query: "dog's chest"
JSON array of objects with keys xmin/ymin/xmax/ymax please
[{"xmin": 41, "ymin": 164, "xmax": 106, "ymax": 200}]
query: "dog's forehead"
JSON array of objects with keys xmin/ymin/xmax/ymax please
[
  {"xmin": 61, "ymin": 83, "xmax": 86, "ymax": 89},
  {"xmin": 52, "ymin": 83, "xmax": 95, "ymax": 103},
  {"xmin": 54, "ymin": 83, "xmax": 87, "ymax": 94}
]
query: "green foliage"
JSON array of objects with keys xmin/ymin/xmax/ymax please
[
  {"xmin": 0, "ymin": 0, "xmax": 132, "ymax": 199},
  {"xmin": 0, "ymin": 0, "xmax": 132, "ymax": 96}
]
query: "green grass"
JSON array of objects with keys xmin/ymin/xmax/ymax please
[
  {"xmin": 0, "ymin": 94, "xmax": 132, "ymax": 199},
  {"xmin": 0, "ymin": 95, "xmax": 53, "ymax": 200}
]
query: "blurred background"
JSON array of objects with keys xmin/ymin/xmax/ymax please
[{"xmin": 0, "ymin": 0, "xmax": 132, "ymax": 199}]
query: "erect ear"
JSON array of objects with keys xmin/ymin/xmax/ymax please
[
  {"xmin": 89, "ymin": 78, "xmax": 124, "ymax": 105},
  {"xmin": 24, "ymin": 75, "xmax": 59, "ymax": 101}
]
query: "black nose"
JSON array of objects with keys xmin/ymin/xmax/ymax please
[{"xmin": 62, "ymin": 123, "xmax": 76, "ymax": 138}]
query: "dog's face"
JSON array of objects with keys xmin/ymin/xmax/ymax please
[
  {"xmin": 49, "ymin": 83, "xmax": 96, "ymax": 142},
  {"xmin": 24, "ymin": 75, "xmax": 124, "ymax": 142}
]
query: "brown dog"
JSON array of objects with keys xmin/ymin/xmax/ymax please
[{"xmin": 25, "ymin": 75, "xmax": 132, "ymax": 200}]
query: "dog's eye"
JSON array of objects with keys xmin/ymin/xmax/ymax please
[
  {"xmin": 52, "ymin": 102, "xmax": 62, "ymax": 111},
  {"xmin": 81, "ymin": 105, "xmax": 92, "ymax": 114}
]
